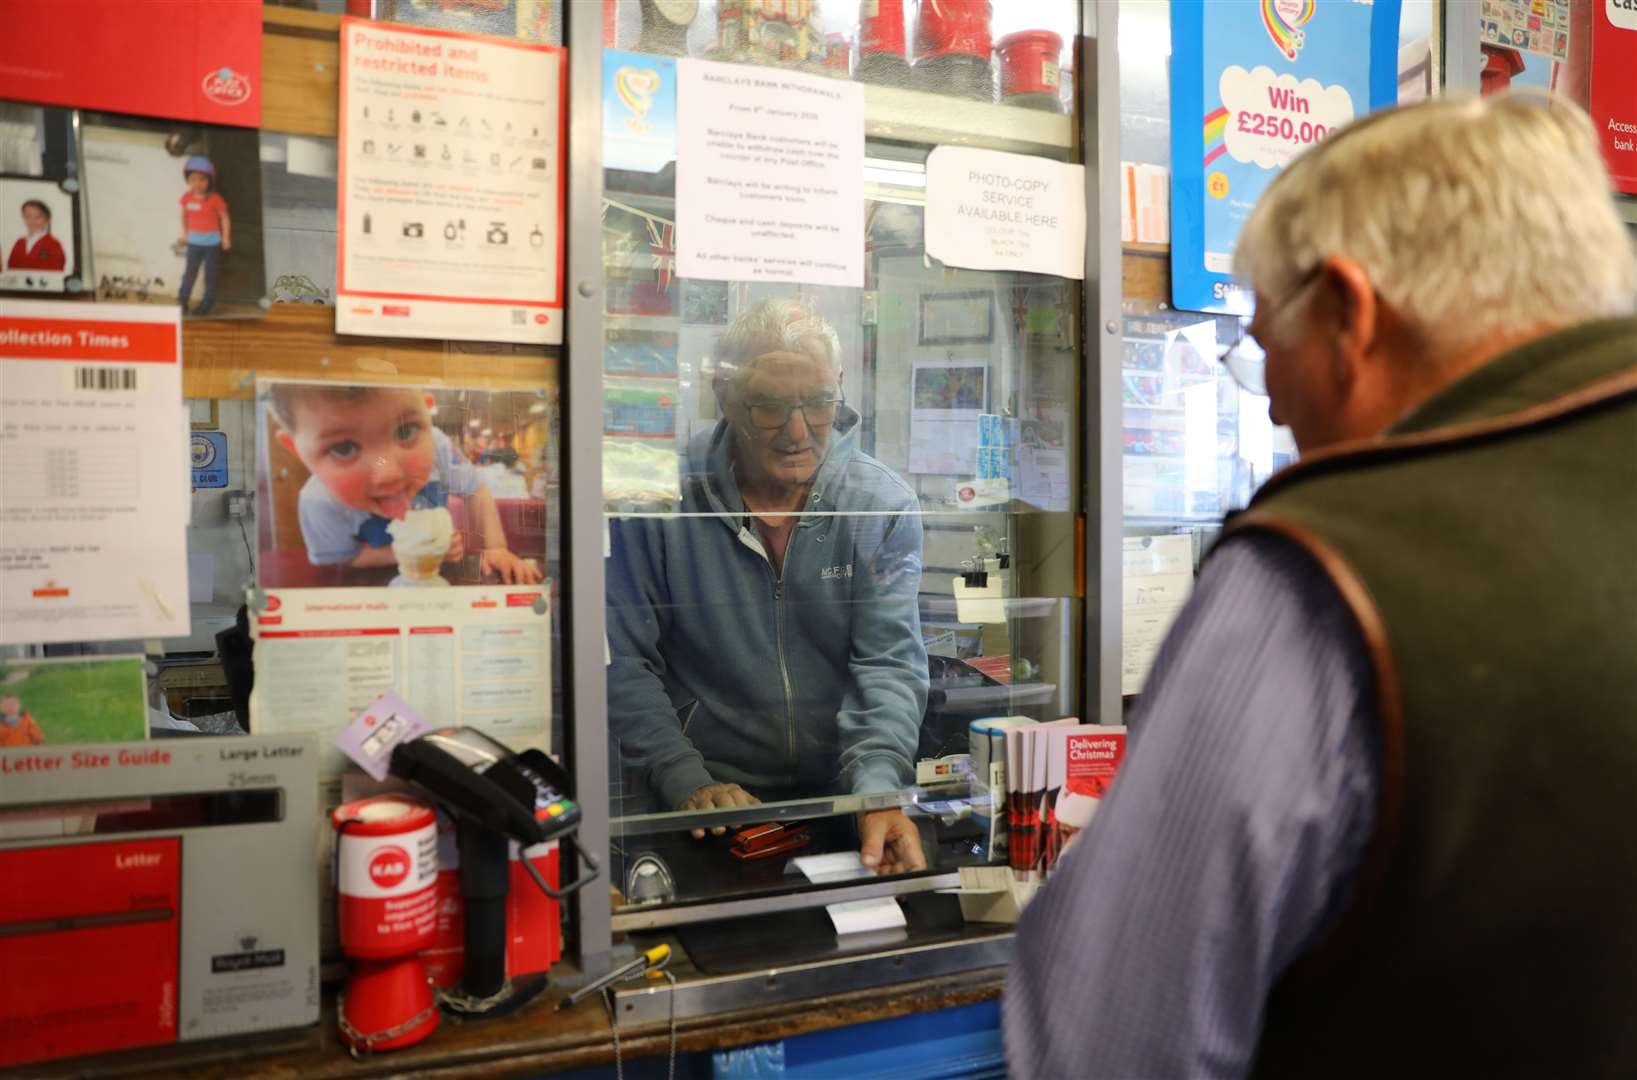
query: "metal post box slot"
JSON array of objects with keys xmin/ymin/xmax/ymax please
[{"xmin": 0, "ymin": 737, "xmax": 320, "ymax": 1070}]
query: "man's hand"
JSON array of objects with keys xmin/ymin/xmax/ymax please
[
  {"xmin": 680, "ymin": 782, "xmax": 760, "ymax": 838},
  {"xmin": 481, "ymin": 548, "xmax": 543, "ymax": 584},
  {"xmin": 858, "ymin": 809, "xmax": 927, "ymax": 875},
  {"xmin": 442, "ymin": 531, "xmax": 466, "ymax": 564}
]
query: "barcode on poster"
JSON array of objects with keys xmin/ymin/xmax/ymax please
[
  {"xmin": 511, "ymin": 309, "xmax": 527, "ymax": 325},
  {"xmin": 73, "ymin": 366, "xmax": 138, "ymax": 391}
]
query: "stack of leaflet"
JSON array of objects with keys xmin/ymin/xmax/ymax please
[{"xmin": 1005, "ymin": 719, "xmax": 1127, "ymax": 883}]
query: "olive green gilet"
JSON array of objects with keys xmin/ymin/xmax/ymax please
[{"xmin": 1225, "ymin": 318, "xmax": 1637, "ymax": 1080}]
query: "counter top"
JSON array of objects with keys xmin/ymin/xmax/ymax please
[{"xmin": 19, "ymin": 967, "xmax": 1007, "ymax": 1080}]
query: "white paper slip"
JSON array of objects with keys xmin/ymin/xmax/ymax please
[
  {"xmin": 791, "ymin": 850, "xmax": 875, "ymax": 884},
  {"xmin": 825, "ymin": 896, "xmax": 908, "ymax": 937},
  {"xmin": 675, "ymin": 58, "xmax": 864, "ymax": 288},
  {"xmin": 0, "ymin": 301, "xmax": 190, "ymax": 644},
  {"xmin": 925, "ymin": 146, "xmax": 1086, "ymax": 280}
]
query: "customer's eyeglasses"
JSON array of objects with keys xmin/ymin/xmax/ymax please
[
  {"xmin": 1220, "ymin": 267, "xmax": 1322, "ymax": 397},
  {"xmin": 745, "ymin": 393, "xmax": 843, "ymax": 431}
]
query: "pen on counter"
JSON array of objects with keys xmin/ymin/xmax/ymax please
[{"xmin": 554, "ymin": 944, "xmax": 671, "ymax": 1012}]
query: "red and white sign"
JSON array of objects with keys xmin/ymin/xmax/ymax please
[
  {"xmin": 0, "ymin": 839, "xmax": 182, "ymax": 1068},
  {"xmin": 1591, "ymin": 0, "xmax": 1637, "ymax": 195},
  {"xmin": 0, "ymin": 0, "xmax": 261, "ymax": 127},
  {"xmin": 332, "ymin": 796, "xmax": 440, "ymax": 959},
  {"xmin": 0, "ymin": 302, "xmax": 188, "ymax": 645},
  {"xmin": 335, "ymin": 17, "xmax": 565, "ymax": 344},
  {"xmin": 250, "ymin": 585, "xmax": 551, "ymax": 775}
]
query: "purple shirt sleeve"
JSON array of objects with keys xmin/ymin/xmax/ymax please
[{"xmin": 1004, "ymin": 534, "xmax": 1380, "ymax": 1079}]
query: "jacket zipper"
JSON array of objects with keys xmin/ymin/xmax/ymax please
[
  {"xmin": 740, "ymin": 512, "xmax": 801, "ymax": 777},
  {"xmin": 774, "ymin": 538, "xmax": 798, "ymax": 775}
]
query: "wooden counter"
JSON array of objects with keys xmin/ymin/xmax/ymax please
[{"xmin": 20, "ymin": 968, "xmax": 1006, "ymax": 1080}]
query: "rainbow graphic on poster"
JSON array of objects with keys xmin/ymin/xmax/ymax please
[
  {"xmin": 1203, "ymin": 106, "xmax": 1230, "ymax": 166},
  {"xmin": 1262, "ymin": 0, "xmax": 1315, "ymax": 60}
]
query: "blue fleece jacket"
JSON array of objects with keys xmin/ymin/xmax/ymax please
[{"xmin": 606, "ymin": 406, "xmax": 928, "ymax": 811}]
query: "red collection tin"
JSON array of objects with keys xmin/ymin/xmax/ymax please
[
  {"xmin": 858, "ymin": 0, "xmax": 912, "ymax": 85},
  {"xmin": 331, "ymin": 795, "xmax": 439, "ymax": 959},
  {"xmin": 996, "ymin": 29, "xmax": 1064, "ymax": 112},
  {"xmin": 912, "ymin": 0, "xmax": 994, "ymax": 101}
]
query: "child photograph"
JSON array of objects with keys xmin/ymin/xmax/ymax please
[
  {"xmin": 0, "ymin": 657, "xmax": 147, "ymax": 746},
  {"xmin": 0, "ymin": 175, "xmax": 79, "ymax": 295},
  {"xmin": 82, "ymin": 114, "xmax": 264, "ymax": 317},
  {"xmin": 256, "ymin": 380, "xmax": 553, "ymax": 590}
]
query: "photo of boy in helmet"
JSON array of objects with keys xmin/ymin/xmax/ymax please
[{"xmin": 177, "ymin": 154, "xmax": 230, "ymax": 316}]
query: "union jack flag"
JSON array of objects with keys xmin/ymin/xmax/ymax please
[{"xmin": 644, "ymin": 216, "xmax": 676, "ymax": 293}]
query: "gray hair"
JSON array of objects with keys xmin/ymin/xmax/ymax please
[
  {"xmin": 712, "ymin": 298, "xmax": 842, "ymax": 396},
  {"xmin": 1235, "ymin": 93, "xmax": 1636, "ymax": 360}
]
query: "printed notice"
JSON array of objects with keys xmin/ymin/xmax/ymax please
[
  {"xmin": 925, "ymin": 147, "xmax": 1086, "ymax": 280},
  {"xmin": 0, "ymin": 301, "xmax": 188, "ymax": 645},
  {"xmin": 675, "ymin": 58, "xmax": 863, "ymax": 287},
  {"xmin": 250, "ymin": 585, "xmax": 550, "ymax": 773},
  {"xmin": 1121, "ymin": 534, "xmax": 1194, "ymax": 695},
  {"xmin": 335, "ymin": 17, "xmax": 564, "ymax": 344}
]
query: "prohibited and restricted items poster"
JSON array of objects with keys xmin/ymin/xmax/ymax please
[
  {"xmin": 1169, "ymin": 0, "xmax": 1401, "ymax": 314},
  {"xmin": 335, "ymin": 17, "xmax": 565, "ymax": 344}
]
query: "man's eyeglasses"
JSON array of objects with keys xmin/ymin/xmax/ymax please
[
  {"xmin": 1220, "ymin": 266, "xmax": 1321, "ymax": 397},
  {"xmin": 745, "ymin": 393, "xmax": 843, "ymax": 431}
]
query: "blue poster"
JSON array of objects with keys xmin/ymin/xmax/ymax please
[
  {"xmin": 603, "ymin": 49, "xmax": 677, "ymax": 174},
  {"xmin": 1169, "ymin": 0, "xmax": 1401, "ymax": 314}
]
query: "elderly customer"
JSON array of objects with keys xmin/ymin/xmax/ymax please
[
  {"xmin": 608, "ymin": 298, "xmax": 929, "ymax": 875},
  {"xmin": 1007, "ymin": 94, "xmax": 1637, "ymax": 1078}
]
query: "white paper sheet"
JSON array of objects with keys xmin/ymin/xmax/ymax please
[
  {"xmin": 825, "ymin": 896, "xmax": 908, "ymax": 936},
  {"xmin": 791, "ymin": 850, "xmax": 874, "ymax": 884},
  {"xmin": 925, "ymin": 146, "xmax": 1086, "ymax": 280},
  {"xmin": 675, "ymin": 59, "xmax": 863, "ymax": 288},
  {"xmin": 335, "ymin": 18, "xmax": 564, "ymax": 344},
  {"xmin": 249, "ymin": 584, "xmax": 550, "ymax": 773},
  {"xmin": 908, "ymin": 359, "xmax": 986, "ymax": 475},
  {"xmin": 0, "ymin": 301, "xmax": 189, "ymax": 644},
  {"xmin": 1121, "ymin": 534, "xmax": 1195, "ymax": 694}
]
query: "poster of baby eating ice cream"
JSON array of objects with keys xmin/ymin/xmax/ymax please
[{"xmin": 250, "ymin": 379, "xmax": 555, "ymax": 769}]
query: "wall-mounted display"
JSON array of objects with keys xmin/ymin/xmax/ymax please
[
  {"xmin": 1169, "ymin": 0, "xmax": 1402, "ymax": 314},
  {"xmin": 0, "ymin": 656, "xmax": 147, "ymax": 747},
  {"xmin": 81, "ymin": 116, "xmax": 267, "ymax": 318},
  {"xmin": 335, "ymin": 17, "xmax": 566, "ymax": 344},
  {"xmin": 0, "ymin": 301, "xmax": 189, "ymax": 645},
  {"xmin": 0, "ymin": 175, "xmax": 80, "ymax": 295},
  {"xmin": 674, "ymin": 58, "xmax": 864, "ymax": 288},
  {"xmin": 0, "ymin": 0, "xmax": 261, "ymax": 127},
  {"xmin": 1591, "ymin": 0, "xmax": 1636, "ymax": 194},
  {"xmin": 256, "ymin": 380, "xmax": 549, "ymax": 590}
]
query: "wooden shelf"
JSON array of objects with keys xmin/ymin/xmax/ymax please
[
  {"xmin": 263, "ymin": 7, "xmax": 343, "ymax": 138},
  {"xmin": 181, "ymin": 305, "xmax": 556, "ymax": 400},
  {"xmin": 260, "ymin": 10, "xmax": 1073, "ymax": 157}
]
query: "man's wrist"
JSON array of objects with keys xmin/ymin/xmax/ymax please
[{"xmin": 657, "ymin": 760, "xmax": 717, "ymax": 811}]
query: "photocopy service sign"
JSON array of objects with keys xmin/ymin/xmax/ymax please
[
  {"xmin": 675, "ymin": 58, "xmax": 863, "ymax": 287},
  {"xmin": 925, "ymin": 146, "xmax": 1085, "ymax": 280},
  {"xmin": 1169, "ymin": 0, "xmax": 1401, "ymax": 314}
]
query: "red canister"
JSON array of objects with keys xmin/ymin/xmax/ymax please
[
  {"xmin": 996, "ymin": 29, "xmax": 1064, "ymax": 112},
  {"xmin": 338, "ymin": 956, "xmax": 441, "ymax": 1053},
  {"xmin": 912, "ymin": 0, "xmax": 994, "ymax": 101},
  {"xmin": 332, "ymin": 795, "xmax": 439, "ymax": 959},
  {"xmin": 858, "ymin": 0, "xmax": 912, "ymax": 85},
  {"xmin": 914, "ymin": 0, "xmax": 992, "ymax": 60},
  {"xmin": 860, "ymin": 0, "xmax": 907, "ymax": 56}
]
